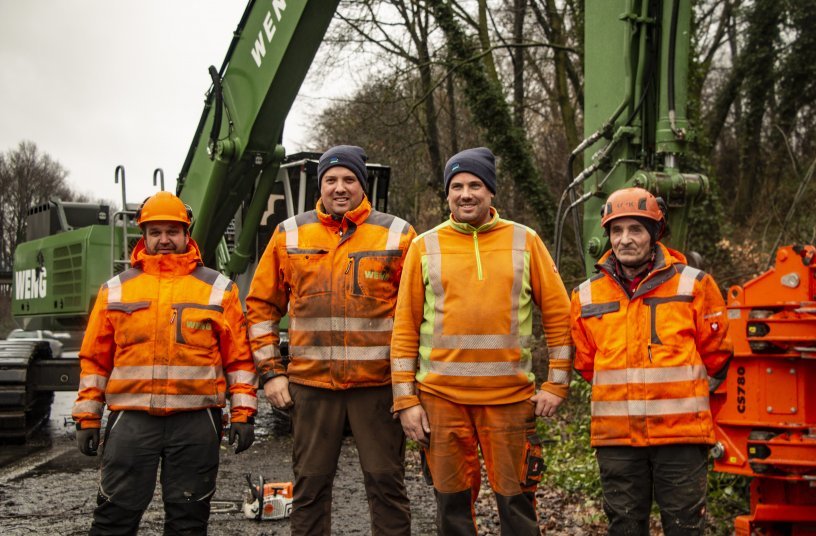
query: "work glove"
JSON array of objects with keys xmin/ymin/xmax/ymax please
[
  {"xmin": 76, "ymin": 427, "xmax": 100, "ymax": 456},
  {"xmin": 229, "ymin": 422, "xmax": 255, "ymax": 454}
]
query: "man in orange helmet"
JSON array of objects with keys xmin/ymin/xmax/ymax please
[
  {"xmin": 72, "ymin": 191, "xmax": 257, "ymax": 535},
  {"xmin": 570, "ymin": 187, "xmax": 732, "ymax": 535},
  {"xmin": 246, "ymin": 146, "xmax": 415, "ymax": 535}
]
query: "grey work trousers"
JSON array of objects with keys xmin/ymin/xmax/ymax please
[
  {"xmin": 90, "ymin": 408, "xmax": 222, "ymax": 536},
  {"xmin": 288, "ymin": 383, "xmax": 411, "ymax": 536},
  {"xmin": 596, "ymin": 444, "xmax": 709, "ymax": 536}
]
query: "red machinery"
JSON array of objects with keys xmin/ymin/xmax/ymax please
[{"xmin": 711, "ymin": 245, "xmax": 816, "ymax": 534}]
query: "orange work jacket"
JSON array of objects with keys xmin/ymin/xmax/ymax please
[
  {"xmin": 390, "ymin": 208, "xmax": 574, "ymax": 411},
  {"xmin": 72, "ymin": 239, "xmax": 257, "ymax": 429},
  {"xmin": 571, "ymin": 243, "xmax": 732, "ymax": 447},
  {"xmin": 246, "ymin": 196, "xmax": 416, "ymax": 389}
]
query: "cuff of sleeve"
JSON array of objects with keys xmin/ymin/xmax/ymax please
[
  {"xmin": 392, "ymin": 395, "xmax": 421, "ymax": 412},
  {"xmin": 259, "ymin": 371, "xmax": 287, "ymax": 386},
  {"xmin": 539, "ymin": 382, "xmax": 569, "ymax": 399}
]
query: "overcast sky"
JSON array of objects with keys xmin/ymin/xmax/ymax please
[{"xmin": 0, "ymin": 1, "xmax": 343, "ymax": 207}]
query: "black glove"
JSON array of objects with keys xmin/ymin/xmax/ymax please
[
  {"xmin": 229, "ymin": 422, "xmax": 255, "ymax": 454},
  {"xmin": 77, "ymin": 427, "xmax": 100, "ymax": 456}
]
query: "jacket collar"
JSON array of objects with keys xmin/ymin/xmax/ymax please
[
  {"xmin": 316, "ymin": 195, "xmax": 372, "ymax": 229},
  {"xmin": 596, "ymin": 242, "xmax": 687, "ymax": 298},
  {"xmin": 448, "ymin": 206, "xmax": 500, "ymax": 234},
  {"xmin": 130, "ymin": 237, "xmax": 203, "ymax": 276}
]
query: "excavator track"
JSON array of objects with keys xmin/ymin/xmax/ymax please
[{"xmin": 0, "ymin": 340, "xmax": 79, "ymax": 441}]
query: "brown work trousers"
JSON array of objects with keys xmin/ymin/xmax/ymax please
[
  {"xmin": 420, "ymin": 391, "xmax": 541, "ymax": 536},
  {"xmin": 289, "ymin": 383, "xmax": 411, "ymax": 536}
]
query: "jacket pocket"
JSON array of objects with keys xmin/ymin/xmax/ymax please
[
  {"xmin": 175, "ymin": 304, "xmax": 222, "ymax": 348},
  {"xmin": 107, "ymin": 301, "xmax": 153, "ymax": 348},
  {"xmin": 288, "ymin": 250, "xmax": 330, "ymax": 297},
  {"xmin": 349, "ymin": 250, "xmax": 402, "ymax": 300}
]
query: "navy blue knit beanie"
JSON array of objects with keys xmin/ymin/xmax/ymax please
[
  {"xmin": 444, "ymin": 147, "xmax": 497, "ymax": 194},
  {"xmin": 318, "ymin": 145, "xmax": 369, "ymax": 190}
]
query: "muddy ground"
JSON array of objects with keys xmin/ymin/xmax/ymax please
[{"xmin": 0, "ymin": 393, "xmax": 610, "ymax": 535}]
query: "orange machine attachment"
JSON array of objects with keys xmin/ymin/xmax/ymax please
[{"xmin": 711, "ymin": 245, "xmax": 816, "ymax": 535}]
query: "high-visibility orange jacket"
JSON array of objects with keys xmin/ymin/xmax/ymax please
[
  {"xmin": 246, "ymin": 197, "xmax": 416, "ymax": 389},
  {"xmin": 571, "ymin": 243, "xmax": 732, "ymax": 447},
  {"xmin": 390, "ymin": 208, "xmax": 574, "ymax": 411},
  {"xmin": 72, "ymin": 239, "xmax": 257, "ymax": 429}
]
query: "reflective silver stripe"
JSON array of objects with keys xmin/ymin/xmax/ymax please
[
  {"xmin": 424, "ymin": 232, "xmax": 445, "ymax": 341},
  {"xmin": 72, "ymin": 399, "xmax": 104, "ymax": 415},
  {"xmin": 548, "ymin": 345, "xmax": 574, "ymax": 360},
  {"xmin": 677, "ymin": 266, "xmax": 701, "ymax": 296},
  {"xmin": 110, "ymin": 365, "xmax": 217, "ymax": 381},
  {"xmin": 249, "ymin": 320, "xmax": 279, "ymax": 340},
  {"xmin": 230, "ymin": 393, "xmax": 258, "ymax": 410},
  {"xmin": 289, "ymin": 346, "xmax": 390, "ymax": 361},
  {"xmin": 253, "ymin": 344, "xmax": 281, "ymax": 366},
  {"xmin": 426, "ymin": 360, "xmax": 531, "ymax": 376},
  {"xmin": 578, "ymin": 279, "xmax": 592, "ymax": 306},
  {"xmin": 79, "ymin": 374, "xmax": 108, "ymax": 391},
  {"xmin": 548, "ymin": 368, "xmax": 572, "ymax": 385},
  {"xmin": 209, "ymin": 274, "xmax": 231, "ymax": 306},
  {"xmin": 421, "ymin": 333, "xmax": 531, "ymax": 350},
  {"xmin": 226, "ymin": 370, "xmax": 258, "ymax": 387},
  {"xmin": 106, "ymin": 393, "xmax": 219, "ymax": 409},
  {"xmin": 107, "ymin": 275, "xmax": 122, "ymax": 303},
  {"xmin": 386, "ymin": 217, "xmax": 407, "ymax": 250},
  {"xmin": 392, "ymin": 358, "xmax": 418, "ymax": 372},
  {"xmin": 591, "ymin": 396, "xmax": 710, "ymax": 417},
  {"xmin": 290, "ymin": 316, "xmax": 394, "ymax": 332},
  {"xmin": 593, "ymin": 365, "xmax": 707, "ymax": 386},
  {"xmin": 393, "ymin": 382, "xmax": 416, "ymax": 398},
  {"xmin": 509, "ymin": 225, "xmax": 527, "ymax": 338},
  {"xmin": 283, "ymin": 217, "xmax": 298, "ymax": 250}
]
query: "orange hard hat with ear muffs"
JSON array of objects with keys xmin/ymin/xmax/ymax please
[
  {"xmin": 600, "ymin": 187, "xmax": 667, "ymax": 239},
  {"xmin": 136, "ymin": 191, "xmax": 193, "ymax": 228}
]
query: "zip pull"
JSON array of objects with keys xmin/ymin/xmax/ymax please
[
  {"xmin": 647, "ymin": 343, "xmax": 652, "ymax": 363},
  {"xmin": 170, "ymin": 309, "xmax": 177, "ymax": 325},
  {"xmin": 345, "ymin": 258, "xmax": 352, "ymax": 274}
]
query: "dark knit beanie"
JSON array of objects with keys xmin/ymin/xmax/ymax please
[
  {"xmin": 318, "ymin": 145, "xmax": 369, "ymax": 190},
  {"xmin": 444, "ymin": 147, "xmax": 497, "ymax": 194}
]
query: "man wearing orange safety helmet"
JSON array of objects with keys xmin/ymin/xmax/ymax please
[
  {"xmin": 72, "ymin": 191, "xmax": 258, "ymax": 535},
  {"xmin": 570, "ymin": 187, "xmax": 733, "ymax": 535},
  {"xmin": 246, "ymin": 145, "xmax": 415, "ymax": 535},
  {"xmin": 391, "ymin": 147, "xmax": 574, "ymax": 535}
]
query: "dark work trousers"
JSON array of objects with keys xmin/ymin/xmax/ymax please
[
  {"xmin": 288, "ymin": 383, "xmax": 411, "ymax": 536},
  {"xmin": 90, "ymin": 408, "xmax": 222, "ymax": 536},
  {"xmin": 595, "ymin": 444, "xmax": 709, "ymax": 536}
]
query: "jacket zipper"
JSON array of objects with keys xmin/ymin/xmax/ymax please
[{"xmin": 472, "ymin": 232, "xmax": 483, "ymax": 280}]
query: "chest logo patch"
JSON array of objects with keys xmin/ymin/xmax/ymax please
[{"xmin": 186, "ymin": 320, "xmax": 212, "ymax": 331}]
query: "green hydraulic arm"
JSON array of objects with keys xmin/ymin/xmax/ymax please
[
  {"xmin": 555, "ymin": 0, "xmax": 708, "ymax": 276},
  {"xmin": 176, "ymin": 0, "xmax": 340, "ymax": 274}
]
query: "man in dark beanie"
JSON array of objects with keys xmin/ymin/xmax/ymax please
[
  {"xmin": 247, "ymin": 145, "xmax": 415, "ymax": 535},
  {"xmin": 392, "ymin": 146, "xmax": 574, "ymax": 534}
]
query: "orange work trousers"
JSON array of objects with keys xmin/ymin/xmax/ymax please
[{"xmin": 420, "ymin": 390, "xmax": 541, "ymax": 536}]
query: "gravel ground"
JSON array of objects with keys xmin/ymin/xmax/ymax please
[{"xmin": 0, "ymin": 393, "xmax": 614, "ymax": 535}]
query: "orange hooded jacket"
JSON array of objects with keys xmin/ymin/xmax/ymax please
[
  {"xmin": 246, "ymin": 197, "xmax": 416, "ymax": 389},
  {"xmin": 571, "ymin": 242, "xmax": 732, "ymax": 447},
  {"xmin": 72, "ymin": 238, "xmax": 257, "ymax": 429},
  {"xmin": 390, "ymin": 208, "xmax": 574, "ymax": 410}
]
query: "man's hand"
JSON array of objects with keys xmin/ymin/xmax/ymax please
[
  {"xmin": 530, "ymin": 390, "xmax": 565, "ymax": 418},
  {"xmin": 229, "ymin": 422, "xmax": 255, "ymax": 454},
  {"xmin": 263, "ymin": 376, "xmax": 292, "ymax": 409},
  {"xmin": 399, "ymin": 405, "xmax": 430, "ymax": 448},
  {"xmin": 77, "ymin": 427, "xmax": 100, "ymax": 456}
]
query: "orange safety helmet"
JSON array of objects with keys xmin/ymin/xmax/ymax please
[
  {"xmin": 136, "ymin": 191, "xmax": 192, "ymax": 227},
  {"xmin": 600, "ymin": 187, "xmax": 665, "ymax": 227}
]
